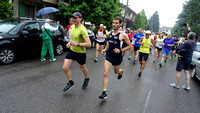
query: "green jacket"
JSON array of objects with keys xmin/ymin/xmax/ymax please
[{"xmin": 42, "ymin": 23, "xmax": 58, "ymax": 40}]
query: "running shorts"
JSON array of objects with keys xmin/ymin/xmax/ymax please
[
  {"xmin": 139, "ymin": 52, "xmax": 149, "ymax": 62},
  {"xmin": 65, "ymin": 49, "xmax": 86, "ymax": 65}
]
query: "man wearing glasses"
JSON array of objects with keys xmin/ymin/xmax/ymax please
[{"xmin": 62, "ymin": 12, "xmax": 91, "ymax": 92}]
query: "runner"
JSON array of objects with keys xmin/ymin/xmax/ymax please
[
  {"xmin": 133, "ymin": 28, "xmax": 145, "ymax": 64},
  {"xmin": 62, "ymin": 12, "xmax": 91, "ymax": 92},
  {"xmin": 94, "ymin": 24, "xmax": 106, "ymax": 62},
  {"xmin": 153, "ymin": 33, "xmax": 163, "ymax": 62},
  {"xmin": 138, "ymin": 30, "xmax": 154, "ymax": 77},
  {"xmin": 99, "ymin": 17, "xmax": 131, "ymax": 99},
  {"xmin": 159, "ymin": 34, "xmax": 175, "ymax": 68},
  {"xmin": 128, "ymin": 30, "xmax": 135, "ymax": 60},
  {"xmin": 170, "ymin": 37, "xmax": 179, "ymax": 60}
]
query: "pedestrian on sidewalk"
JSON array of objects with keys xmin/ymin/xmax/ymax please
[
  {"xmin": 170, "ymin": 23, "xmax": 196, "ymax": 90},
  {"xmin": 62, "ymin": 12, "xmax": 91, "ymax": 92},
  {"xmin": 41, "ymin": 19, "xmax": 59, "ymax": 62},
  {"xmin": 99, "ymin": 17, "xmax": 131, "ymax": 99}
]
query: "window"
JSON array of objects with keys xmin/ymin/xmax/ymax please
[{"xmin": 24, "ymin": 22, "xmax": 40, "ymax": 33}]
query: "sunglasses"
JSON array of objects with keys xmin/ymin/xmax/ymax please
[{"xmin": 73, "ymin": 17, "xmax": 78, "ymax": 19}]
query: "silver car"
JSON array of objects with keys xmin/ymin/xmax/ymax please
[
  {"xmin": 191, "ymin": 42, "xmax": 200, "ymax": 66},
  {"xmin": 191, "ymin": 57, "xmax": 200, "ymax": 80}
]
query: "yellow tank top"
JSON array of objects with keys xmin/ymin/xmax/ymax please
[{"xmin": 139, "ymin": 36, "xmax": 151, "ymax": 54}]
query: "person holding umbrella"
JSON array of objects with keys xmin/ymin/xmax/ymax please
[{"xmin": 41, "ymin": 19, "xmax": 59, "ymax": 62}]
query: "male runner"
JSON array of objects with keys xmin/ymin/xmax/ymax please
[
  {"xmin": 62, "ymin": 12, "xmax": 91, "ymax": 92},
  {"xmin": 99, "ymin": 17, "xmax": 131, "ymax": 99},
  {"xmin": 138, "ymin": 30, "xmax": 154, "ymax": 77},
  {"xmin": 159, "ymin": 34, "xmax": 175, "ymax": 68},
  {"xmin": 133, "ymin": 28, "xmax": 145, "ymax": 64},
  {"xmin": 94, "ymin": 24, "xmax": 106, "ymax": 62}
]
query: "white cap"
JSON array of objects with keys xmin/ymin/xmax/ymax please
[
  {"xmin": 145, "ymin": 30, "xmax": 151, "ymax": 34},
  {"xmin": 104, "ymin": 26, "xmax": 106, "ymax": 29},
  {"xmin": 45, "ymin": 18, "xmax": 50, "ymax": 23}
]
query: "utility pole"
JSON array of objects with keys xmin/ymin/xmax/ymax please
[{"xmin": 122, "ymin": 0, "xmax": 129, "ymax": 30}]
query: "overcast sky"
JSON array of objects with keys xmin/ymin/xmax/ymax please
[{"xmin": 120, "ymin": 0, "xmax": 189, "ymax": 27}]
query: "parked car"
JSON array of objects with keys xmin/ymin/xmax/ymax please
[
  {"xmin": 191, "ymin": 42, "xmax": 200, "ymax": 68},
  {"xmin": 0, "ymin": 19, "xmax": 67, "ymax": 64},
  {"xmin": 191, "ymin": 57, "xmax": 200, "ymax": 81},
  {"xmin": 87, "ymin": 29, "xmax": 95, "ymax": 48}
]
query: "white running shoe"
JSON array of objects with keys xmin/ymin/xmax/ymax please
[
  {"xmin": 169, "ymin": 83, "xmax": 180, "ymax": 89},
  {"xmin": 49, "ymin": 58, "xmax": 56, "ymax": 62},
  {"xmin": 182, "ymin": 84, "xmax": 190, "ymax": 90},
  {"xmin": 41, "ymin": 58, "xmax": 46, "ymax": 62}
]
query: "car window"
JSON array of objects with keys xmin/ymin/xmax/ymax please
[
  {"xmin": 23, "ymin": 22, "xmax": 40, "ymax": 33},
  {"xmin": 9, "ymin": 22, "xmax": 24, "ymax": 35},
  {"xmin": 195, "ymin": 44, "xmax": 200, "ymax": 52},
  {"xmin": 0, "ymin": 20, "xmax": 21, "ymax": 33}
]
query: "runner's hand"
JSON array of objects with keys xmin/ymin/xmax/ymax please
[
  {"xmin": 113, "ymin": 48, "xmax": 120, "ymax": 53},
  {"xmin": 66, "ymin": 42, "xmax": 71, "ymax": 48},
  {"xmin": 101, "ymin": 49, "xmax": 106, "ymax": 55}
]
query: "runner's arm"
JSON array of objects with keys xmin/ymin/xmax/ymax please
[{"xmin": 138, "ymin": 36, "xmax": 144, "ymax": 45}]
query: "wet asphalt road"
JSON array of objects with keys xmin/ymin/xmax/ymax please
[{"xmin": 0, "ymin": 48, "xmax": 200, "ymax": 113}]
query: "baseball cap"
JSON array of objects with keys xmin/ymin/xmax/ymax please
[
  {"xmin": 72, "ymin": 12, "xmax": 82, "ymax": 18},
  {"xmin": 145, "ymin": 30, "xmax": 151, "ymax": 34},
  {"xmin": 45, "ymin": 18, "xmax": 50, "ymax": 22}
]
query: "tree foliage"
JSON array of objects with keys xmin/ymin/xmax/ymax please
[
  {"xmin": 131, "ymin": 9, "xmax": 147, "ymax": 30},
  {"xmin": 148, "ymin": 11, "xmax": 160, "ymax": 33},
  {"xmin": 171, "ymin": 0, "xmax": 200, "ymax": 39},
  {"xmin": 0, "ymin": 0, "xmax": 13, "ymax": 20},
  {"xmin": 57, "ymin": 0, "xmax": 121, "ymax": 30}
]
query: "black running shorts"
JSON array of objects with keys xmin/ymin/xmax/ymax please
[
  {"xmin": 65, "ymin": 49, "xmax": 86, "ymax": 65},
  {"xmin": 139, "ymin": 52, "xmax": 149, "ymax": 62},
  {"xmin": 106, "ymin": 54, "xmax": 122, "ymax": 66},
  {"xmin": 176, "ymin": 57, "xmax": 192, "ymax": 71},
  {"xmin": 134, "ymin": 47, "xmax": 140, "ymax": 51},
  {"xmin": 155, "ymin": 46, "xmax": 162, "ymax": 51}
]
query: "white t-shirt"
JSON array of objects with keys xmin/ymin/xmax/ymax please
[{"xmin": 156, "ymin": 38, "xmax": 164, "ymax": 48}]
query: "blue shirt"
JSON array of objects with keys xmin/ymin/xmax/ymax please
[
  {"xmin": 163, "ymin": 38, "xmax": 175, "ymax": 51},
  {"xmin": 134, "ymin": 33, "xmax": 145, "ymax": 47}
]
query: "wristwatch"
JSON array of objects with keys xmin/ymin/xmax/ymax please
[{"xmin": 77, "ymin": 42, "xmax": 80, "ymax": 47}]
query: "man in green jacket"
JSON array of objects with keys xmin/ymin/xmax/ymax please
[{"xmin": 41, "ymin": 19, "xmax": 59, "ymax": 62}]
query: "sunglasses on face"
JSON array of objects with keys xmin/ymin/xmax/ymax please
[{"xmin": 73, "ymin": 17, "xmax": 78, "ymax": 19}]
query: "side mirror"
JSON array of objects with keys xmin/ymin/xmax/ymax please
[
  {"xmin": 198, "ymin": 57, "xmax": 200, "ymax": 61},
  {"xmin": 21, "ymin": 30, "xmax": 29, "ymax": 35}
]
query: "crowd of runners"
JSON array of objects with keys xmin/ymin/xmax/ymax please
[{"xmin": 60, "ymin": 12, "xmax": 196, "ymax": 99}]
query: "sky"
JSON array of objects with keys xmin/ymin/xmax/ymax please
[{"xmin": 120, "ymin": 0, "xmax": 189, "ymax": 27}]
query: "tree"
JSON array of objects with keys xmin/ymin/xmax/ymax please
[
  {"xmin": 131, "ymin": 9, "xmax": 147, "ymax": 30},
  {"xmin": 0, "ymin": 0, "xmax": 13, "ymax": 20},
  {"xmin": 57, "ymin": 0, "xmax": 121, "ymax": 30},
  {"xmin": 148, "ymin": 11, "xmax": 160, "ymax": 33},
  {"xmin": 171, "ymin": 0, "xmax": 200, "ymax": 38}
]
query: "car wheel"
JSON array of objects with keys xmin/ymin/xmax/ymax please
[
  {"xmin": 55, "ymin": 43, "xmax": 64, "ymax": 55},
  {"xmin": 191, "ymin": 67, "xmax": 197, "ymax": 80},
  {"xmin": 0, "ymin": 48, "xmax": 15, "ymax": 64}
]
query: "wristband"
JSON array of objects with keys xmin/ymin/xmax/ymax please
[
  {"xmin": 120, "ymin": 49, "xmax": 122, "ymax": 53},
  {"xmin": 77, "ymin": 42, "xmax": 80, "ymax": 47}
]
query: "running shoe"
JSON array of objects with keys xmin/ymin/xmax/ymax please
[
  {"xmin": 128, "ymin": 56, "xmax": 131, "ymax": 60},
  {"xmin": 153, "ymin": 60, "xmax": 155, "ymax": 63},
  {"xmin": 170, "ymin": 57, "xmax": 173, "ymax": 60},
  {"xmin": 82, "ymin": 78, "xmax": 90, "ymax": 89},
  {"xmin": 41, "ymin": 58, "xmax": 46, "ymax": 62},
  {"xmin": 50, "ymin": 58, "xmax": 56, "ymax": 62},
  {"xmin": 164, "ymin": 60, "xmax": 167, "ymax": 64},
  {"xmin": 133, "ymin": 60, "xmax": 136, "ymax": 64},
  {"xmin": 169, "ymin": 83, "xmax": 180, "ymax": 89},
  {"xmin": 99, "ymin": 91, "xmax": 108, "ymax": 99},
  {"xmin": 182, "ymin": 84, "xmax": 190, "ymax": 90},
  {"xmin": 138, "ymin": 72, "xmax": 142, "ymax": 77},
  {"xmin": 118, "ymin": 70, "xmax": 123, "ymax": 79},
  {"xmin": 63, "ymin": 81, "xmax": 75, "ymax": 92},
  {"xmin": 159, "ymin": 63, "xmax": 162, "ymax": 68},
  {"xmin": 94, "ymin": 58, "xmax": 98, "ymax": 62}
]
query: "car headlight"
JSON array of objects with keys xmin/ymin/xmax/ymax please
[{"xmin": 0, "ymin": 36, "xmax": 3, "ymax": 39}]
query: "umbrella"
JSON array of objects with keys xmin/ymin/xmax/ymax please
[{"xmin": 36, "ymin": 7, "xmax": 59, "ymax": 17}]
